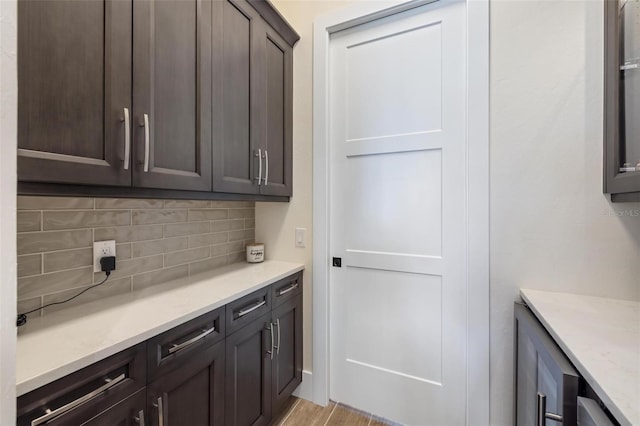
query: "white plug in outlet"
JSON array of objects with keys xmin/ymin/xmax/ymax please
[{"xmin": 93, "ymin": 240, "xmax": 116, "ymax": 272}]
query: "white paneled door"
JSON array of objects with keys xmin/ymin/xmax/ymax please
[{"xmin": 328, "ymin": 1, "xmax": 467, "ymax": 424}]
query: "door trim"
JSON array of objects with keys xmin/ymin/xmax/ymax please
[{"xmin": 311, "ymin": 1, "xmax": 490, "ymax": 424}]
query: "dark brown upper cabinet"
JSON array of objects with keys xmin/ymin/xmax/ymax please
[
  {"xmin": 604, "ymin": 0, "xmax": 640, "ymax": 201},
  {"xmin": 18, "ymin": 0, "xmax": 133, "ymax": 187},
  {"xmin": 18, "ymin": 0, "xmax": 298, "ymax": 199},
  {"xmin": 212, "ymin": 0, "xmax": 296, "ymax": 197}
]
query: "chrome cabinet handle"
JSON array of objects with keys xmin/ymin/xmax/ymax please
[
  {"xmin": 274, "ymin": 318, "xmax": 280, "ymax": 355},
  {"xmin": 237, "ymin": 299, "xmax": 266, "ymax": 318},
  {"xmin": 123, "ymin": 108, "xmax": 131, "ymax": 170},
  {"xmin": 31, "ymin": 373, "xmax": 126, "ymax": 426},
  {"xmin": 134, "ymin": 409, "xmax": 145, "ymax": 426},
  {"xmin": 266, "ymin": 323, "xmax": 274, "ymax": 360},
  {"xmin": 153, "ymin": 396, "xmax": 164, "ymax": 426},
  {"xmin": 168, "ymin": 326, "xmax": 215, "ymax": 355},
  {"xmin": 255, "ymin": 149, "xmax": 262, "ymax": 185},
  {"xmin": 537, "ymin": 392, "xmax": 563, "ymax": 426},
  {"xmin": 142, "ymin": 114, "xmax": 150, "ymax": 172},
  {"xmin": 278, "ymin": 282, "xmax": 299, "ymax": 297},
  {"xmin": 263, "ymin": 150, "xmax": 269, "ymax": 185}
]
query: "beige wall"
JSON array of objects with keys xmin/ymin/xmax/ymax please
[{"xmin": 258, "ymin": 0, "xmax": 640, "ymax": 424}]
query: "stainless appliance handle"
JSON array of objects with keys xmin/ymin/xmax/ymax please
[
  {"xmin": 143, "ymin": 114, "xmax": 150, "ymax": 172},
  {"xmin": 123, "ymin": 108, "xmax": 131, "ymax": 170},
  {"xmin": 278, "ymin": 282, "xmax": 299, "ymax": 296},
  {"xmin": 537, "ymin": 392, "xmax": 563, "ymax": 425},
  {"xmin": 275, "ymin": 318, "xmax": 281, "ymax": 355},
  {"xmin": 134, "ymin": 409, "xmax": 145, "ymax": 426},
  {"xmin": 153, "ymin": 396, "xmax": 164, "ymax": 426},
  {"xmin": 263, "ymin": 150, "xmax": 269, "ymax": 185},
  {"xmin": 168, "ymin": 327, "xmax": 216, "ymax": 355},
  {"xmin": 31, "ymin": 373, "xmax": 126, "ymax": 426},
  {"xmin": 237, "ymin": 300, "xmax": 266, "ymax": 318},
  {"xmin": 255, "ymin": 149, "xmax": 262, "ymax": 185}
]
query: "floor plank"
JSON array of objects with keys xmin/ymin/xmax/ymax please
[
  {"xmin": 281, "ymin": 399, "xmax": 337, "ymax": 426},
  {"xmin": 325, "ymin": 403, "xmax": 371, "ymax": 426}
]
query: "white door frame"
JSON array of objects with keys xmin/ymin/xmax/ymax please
[{"xmin": 312, "ymin": 0, "xmax": 490, "ymax": 423}]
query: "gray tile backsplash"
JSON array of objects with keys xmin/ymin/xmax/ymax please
[{"xmin": 17, "ymin": 196, "xmax": 255, "ymax": 318}]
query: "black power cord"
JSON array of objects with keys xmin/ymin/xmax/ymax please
[{"xmin": 17, "ymin": 256, "xmax": 116, "ymax": 327}]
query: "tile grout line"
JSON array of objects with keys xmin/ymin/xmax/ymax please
[
  {"xmin": 323, "ymin": 401, "xmax": 339, "ymax": 426},
  {"xmin": 278, "ymin": 397, "xmax": 302, "ymax": 426}
]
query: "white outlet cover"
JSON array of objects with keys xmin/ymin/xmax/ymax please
[{"xmin": 93, "ymin": 240, "xmax": 116, "ymax": 273}]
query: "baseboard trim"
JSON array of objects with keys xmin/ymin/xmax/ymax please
[{"xmin": 292, "ymin": 370, "xmax": 313, "ymax": 401}]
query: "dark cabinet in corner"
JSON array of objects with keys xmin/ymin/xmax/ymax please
[
  {"xmin": 212, "ymin": 0, "xmax": 294, "ymax": 197},
  {"xmin": 18, "ymin": 0, "xmax": 298, "ymax": 200}
]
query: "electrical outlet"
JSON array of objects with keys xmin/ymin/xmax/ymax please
[
  {"xmin": 93, "ymin": 240, "xmax": 116, "ymax": 272},
  {"xmin": 295, "ymin": 228, "xmax": 306, "ymax": 248}
]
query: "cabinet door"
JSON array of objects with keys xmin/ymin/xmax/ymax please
[
  {"xmin": 211, "ymin": 0, "xmax": 262, "ymax": 195},
  {"xmin": 133, "ymin": 0, "xmax": 212, "ymax": 191},
  {"xmin": 81, "ymin": 389, "xmax": 147, "ymax": 426},
  {"xmin": 147, "ymin": 340, "xmax": 225, "ymax": 426},
  {"xmin": 514, "ymin": 303, "xmax": 579, "ymax": 426},
  {"xmin": 225, "ymin": 311, "xmax": 273, "ymax": 426},
  {"xmin": 256, "ymin": 21, "xmax": 293, "ymax": 197},
  {"xmin": 18, "ymin": 0, "xmax": 132, "ymax": 186},
  {"xmin": 271, "ymin": 294, "xmax": 302, "ymax": 416}
]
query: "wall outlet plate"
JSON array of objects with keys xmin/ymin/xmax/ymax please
[
  {"xmin": 295, "ymin": 228, "xmax": 306, "ymax": 248},
  {"xmin": 93, "ymin": 240, "xmax": 116, "ymax": 273}
]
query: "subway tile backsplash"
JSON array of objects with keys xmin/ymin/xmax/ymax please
[{"xmin": 17, "ymin": 196, "xmax": 255, "ymax": 318}]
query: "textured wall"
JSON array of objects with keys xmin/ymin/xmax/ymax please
[
  {"xmin": 0, "ymin": 0, "xmax": 17, "ymax": 422},
  {"xmin": 490, "ymin": 1, "xmax": 640, "ymax": 424},
  {"xmin": 17, "ymin": 197, "xmax": 255, "ymax": 319}
]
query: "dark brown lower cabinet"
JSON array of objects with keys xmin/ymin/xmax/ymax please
[
  {"xmin": 17, "ymin": 272, "xmax": 303, "ymax": 426},
  {"xmin": 148, "ymin": 340, "xmax": 225, "ymax": 426},
  {"xmin": 225, "ymin": 311, "xmax": 273, "ymax": 426}
]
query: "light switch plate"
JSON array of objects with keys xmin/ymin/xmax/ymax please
[
  {"xmin": 295, "ymin": 228, "xmax": 306, "ymax": 248},
  {"xmin": 93, "ymin": 240, "xmax": 116, "ymax": 272}
]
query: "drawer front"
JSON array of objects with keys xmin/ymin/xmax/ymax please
[
  {"xmin": 271, "ymin": 272, "xmax": 302, "ymax": 309},
  {"xmin": 577, "ymin": 397, "xmax": 615, "ymax": 426},
  {"xmin": 17, "ymin": 343, "xmax": 146, "ymax": 426},
  {"xmin": 147, "ymin": 307, "xmax": 225, "ymax": 381},
  {"xmin": 226, "ymin": 286, "xmax": 272, "ymax": 336}
]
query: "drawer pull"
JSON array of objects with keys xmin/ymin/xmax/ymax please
[
  {"xmin": 31, "ymin": 373, "xmax": 126, "ymax": 426},
  {"xmin": 168, "ymin": 326, "xmax": 216, "ymax": 355},
  {"xmin": 536, "ymin": 392, "xmax": 563, "ymax": 426},
  {"xmin": 237, "ymin": 300, "xmax": 266, "ymax": 318},
  {"xmin": 278, "ymin": 282, "xmax": 299, "ymax": 296}
]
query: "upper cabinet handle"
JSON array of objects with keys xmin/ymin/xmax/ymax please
[
  {"xmin": 123, "ymin": 108, "xmax": 131, "ymax": 170},
  {"xmin": 143, "ymin": 114, "xmax": 150, "ymax": 172},
  {"xmin": 263, "ymin": 150, "xmax": 269, "ymax": 186},
  {"xmin": 255, "ymin": 148, "xmax": 262, "ymax": 185}
]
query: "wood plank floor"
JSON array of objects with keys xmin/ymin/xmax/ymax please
[{"xmin": 272, "ymin": 397, "xmax": 396, "ymax": 426}]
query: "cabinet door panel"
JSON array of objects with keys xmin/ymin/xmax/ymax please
[
  {"xmin": 81, "ymin": 389, "xmax": 146, "ymax": 426},
  {"xmin": 18, "ymin": 0, "xmax": 132, "ymax": 186},
  {"xmin": 259, "ymin": 24, "xmax": 292, "ymax": 197},
  {"xmin": 133, "ymin": 0, "xmax": 212, "ymax": 191},
  {"xmin": 225, "ymin": 312, "xmax": 272, "ymax": 426},
  {"xmin": 271, "ymin": 295, "xmax": 302, "ymax": 416},
  {"xmin": 148, "ymin": 340, "xmax": 225, "ymax": 426},
  {"xmin": 212, "ymin": 0, "xmax": 261, "ymax": 194}
]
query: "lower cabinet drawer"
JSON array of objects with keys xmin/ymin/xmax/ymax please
[
  {"xmin": 226, "ymin": 286, "xmax": 271, "ymax": 335},
  {"xmin": 577, "ymin": 397, "xmax": 615, "ymax": 426},
  {"xmin": 17, "ymin": 343, "xmax": 146, "ymax": 426}
]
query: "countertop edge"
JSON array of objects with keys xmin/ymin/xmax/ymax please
[
  {"xmin": 520, "ymin": 289, "xmax": 633, "ymax": 426},
  {"xmin": 16, "ymin": 261, "xmax": 304, "ymax": 397}
]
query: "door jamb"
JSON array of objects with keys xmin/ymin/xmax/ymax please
[{"xmin": 311, "ymin": 0, "xmax": 490, "ymax": 423}]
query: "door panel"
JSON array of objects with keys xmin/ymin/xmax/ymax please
[
  {"xmin": 329, "ymin": 2, "xmax": 467, "ymax": 424},
  {"xmin": 259, "ymin": 27, "xmax": 293, "ymax": 197},
  {"xmin": 212, "ymin": 0, "xmax": 260, "ymax": 194},
  {"xmin": 81, "ymin": 389, "xmax": 146, "ymax": 426},
  {"xmin": 133, "ymin": 0, "xmax": 212, "ymax": 191},
  {"xmin": 18, "ymin": 0, "xmax": 132, "ymax": 186},
  {"xmin": 271, "ymin": 295, "xmax": 302, "ymax": 415}
]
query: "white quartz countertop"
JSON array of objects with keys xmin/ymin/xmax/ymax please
[
  {"xmin": 16, "ymin": 260, "xmax": 304, "ymax": 397},
  {"xmin": 520, "ymin": 289, "xmax": 640, "ymax": 426}
]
